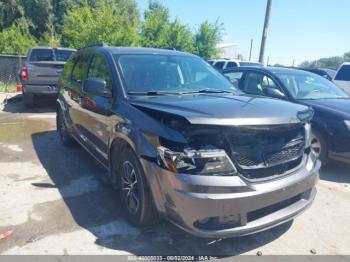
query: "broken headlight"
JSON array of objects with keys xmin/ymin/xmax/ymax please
[
  {"xmin": 305, "ymin": 123, "xmax": 312, "ymax": 148},
  {"xmin": 157, "ymin": 146, "xmax": 237, "ymax": 176}
]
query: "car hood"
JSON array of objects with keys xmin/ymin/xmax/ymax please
[
  {"xmin": 299, "ymin": 98, "xmax": 350, "ymax": 118},
  {"xmin": 129, "ymin": 94, "xmax": 309, "ymax": 126}
]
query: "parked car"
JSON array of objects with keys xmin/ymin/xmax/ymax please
[
  {"xmin": 223, "ymin": 66, "xmax": 350, "ymax": 164},
  {"xmin": 333, "ymin": 62, "xmax": 350, "ymax": 93},
  {"xmin": 208, "ymin": 59, "xmax": 262, "ymax": 71},
  {"xmin": 57, "ymin": 45, "xmax": 319, "ymax": 238},
  {"xmin": 20, "ymin": 47, "xmax": 76, "ymax": 107},
  {"xmin": 298, "ymin": 67, "xmax": 336, "ymax": 81}
]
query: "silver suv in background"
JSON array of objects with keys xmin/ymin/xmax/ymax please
[
  {"xmin": 333, "ymin": 62, "xmax": 350, "ymax": 93},
  {"xmin": 20, "ymin": 47, "xmax": 76, "ymax": 107}
]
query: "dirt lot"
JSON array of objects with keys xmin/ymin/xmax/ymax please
[{"xmin": 0, "ymin": 94, "xmax": 350, "ymax": 256}]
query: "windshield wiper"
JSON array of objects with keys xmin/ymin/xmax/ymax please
[
  {"xmin": 182, "ymin": 89, "xmax": 234, "ymax": 94},
  {"xmin": 127, "ymin": 91, "xmax": 181, "ymax": 96}
]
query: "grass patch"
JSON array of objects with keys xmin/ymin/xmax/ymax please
[{"xmin": 0, "ymin": 83, "xmax": 17, "ymax": 93}]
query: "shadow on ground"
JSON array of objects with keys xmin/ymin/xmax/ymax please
[
  {"xmin": 31, "ymin": 130, "xmax": 293, "ymax": 256},
  {"xmin": 319, "ymin": 161, "xmax": 350, "ymax": 184},
  {"xmin": 2, "ymin": 94, "xmax": 56, "ymax": 113}
]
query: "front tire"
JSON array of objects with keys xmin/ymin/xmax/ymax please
[
  {"xmin": 311, "ymin": 129, "xmax": 328, "ymax": 164},
  {"xmin": 57, "ymin": 108, "xmax": 75, "ymax": 146},
  {"xmin": 114, "ymin": 147, "xmax": 159, "ymax": 226}
]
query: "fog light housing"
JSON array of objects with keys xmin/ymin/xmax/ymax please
[{"xmin": 157, "ymin": 146, "xmax": 237, "ymax": 176}]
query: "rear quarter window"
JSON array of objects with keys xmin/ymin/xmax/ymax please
[{"xmin": 335, "ymin": 65, "xmax": 350, "ymax": 81}]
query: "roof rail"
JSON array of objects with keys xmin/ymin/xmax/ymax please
[{"xmin": 78, "ymin": 43, "xmax": 107, "ymax": 50}]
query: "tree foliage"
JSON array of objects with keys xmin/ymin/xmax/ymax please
[
  {"xmin": 61, "ymin": 1, "xmax": 139, "ymax": 48},
  {"xmin": 299, "ymin": 51, "xmax": 350, "ymax": 70},
  {"xmin": 0, "ymin": 24, "xmax": 36, "ymax": 55},
  {"xmin": 193, "ymin": 20, "xmax": 223, "ymax": 59},
  {"xmin": 0, "ymin": 0, "xmax": 224, "ymax": 58}
]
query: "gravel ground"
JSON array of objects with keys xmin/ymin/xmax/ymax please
[{"xmin": 0, "ymin": 94, "xmax": 349, "ymax": 256}]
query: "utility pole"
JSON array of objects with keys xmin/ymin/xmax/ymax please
[
  {"xmin": 249, "ymin": 39, "xmax": 253, "ymax": 61},
  {"xmin": 259, "ymin": 0, "xmax": 272, "ymax": 64}
]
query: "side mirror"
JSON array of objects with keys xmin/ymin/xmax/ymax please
[
  {"xmin": 264, "ymin": 87, "xmax": 285, "ymax": 99},
  {"xmin": 82, "ymin": 78, "xmax": 112, "ymax": 98}
]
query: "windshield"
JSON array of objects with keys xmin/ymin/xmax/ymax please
[
  {"xmin": 276, "ymin": 71, "xmax": 349, "ymax": 100},
  {"xmin": 29, "ymin": 49, "xmax": 74, "ymax": 62},
  {"xmin": 115, "ymin": 54, "xmax": 240, "ymax": 95}
]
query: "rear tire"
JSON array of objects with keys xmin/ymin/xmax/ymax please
[
  {"xmin": 23, "ymin": 93, "xmax": 35, "ymax": 108},
  {"xmin": 57, "ymin": 108, "xmax": 75, "ymax": 146},
  {"xmin": 311, "ymin": 129, "xmax": 329, "ymax": 165},
  {"xmin": 113, "ymin": 146, "xmax": 159, "ymax": 227}
]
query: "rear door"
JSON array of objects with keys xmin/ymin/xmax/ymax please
[
  {"xmin": 26, "ymin": 48, "xmax": 74, "ymax": 86},
  {"xmin": 334, "ymin": 64, "xmax": 350, "ymax": 93}
]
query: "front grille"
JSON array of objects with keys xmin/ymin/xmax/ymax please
[
  {"xmin": 228, "ymin": 124, "xmax": 306, "ymax": 179},
  {"xmin": 247, "ymin": 194, "xmax": 302, "ymax": 222}
]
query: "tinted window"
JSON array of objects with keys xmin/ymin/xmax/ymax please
[
  {"xmin": 116, "ymin": 55, "xmax": 240, "ymax": 95},
  {"xmin": 88, "ymin": 54, "xmax": 112, "ymax": 90},
  {"xmin": 276, "ymin": 71, "xmax": 348, "ymax": 99},
  {"xmin": 335, "ymin": 65, "xmax": 350, "ymax": 81},
  {"xmin": 71, "ymin": 53, "xmax": 90, "ymax": 82},
  {"xmin": 226, "ymin": 62, "xmax": 238, "ymax": 69},
  {"xmin": 214, "ymin": 61, "xmax": 225, "ymax": 70},
  {"xmin": 55, "ymin": 50, "xmax": 74, "ymax": 61},
  {"xmin": 29, "ymin": 49, "xmax": 74, "ymax": 62},
  {"xmin": 30, "ymin": 49, "xmax": 55, "ymax": 61}
]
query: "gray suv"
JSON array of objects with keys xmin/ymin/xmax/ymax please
[{"xmin": 56, "ymin": 44, "xmax": 320, "ymax": 238}]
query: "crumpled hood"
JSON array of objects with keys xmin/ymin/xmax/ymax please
[{"xmin": 129, "ymin": 94, "xmax": 309, "ymax": 126}]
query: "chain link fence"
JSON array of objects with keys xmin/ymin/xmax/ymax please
[{"xmin": 0, "ymin": 54, "xmax": 26, "ymax": 93}]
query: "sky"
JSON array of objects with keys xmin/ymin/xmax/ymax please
[{"xmin": 136, "ymin": 0, "xmax": 350, "ymax": 65}]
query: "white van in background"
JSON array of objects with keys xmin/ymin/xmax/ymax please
[{"xmin": 333, "ymin": 62, "xmax": 350, "ymax": 93}]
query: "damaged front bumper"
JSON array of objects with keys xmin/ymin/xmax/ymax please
[{"xmin": 141, "ymin": 151, "xmax": 320, "ymax": 238}]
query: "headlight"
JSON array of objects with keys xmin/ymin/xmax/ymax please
[
  {"xmin": 305, "ymin": 123, "xmax": 311, "ymax": 147},
  {"xmin": 344, "ymin": 120, "xmax": 350, "ymax": 131},
  {"xmin": 157, "ymin": 146, "xmax": 237, "ymax": 176}
]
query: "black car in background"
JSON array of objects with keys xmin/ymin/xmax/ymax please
[
  {"xmin": 298, "ymin": 67, "xmax": 337, "ymax": 81},
  {"xmin": 223, "ymin": 66, "xmax": 350, "ymax": 164}
]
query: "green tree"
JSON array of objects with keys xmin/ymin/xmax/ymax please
[
  {"xmin": 141, "ymin": 0, "xmax": 171, "ymax": 48},
  {"xmin": 193, "ymin": 20, "xmax": 223, "ymax": 59},
  {"xmin": 141, "ymin": 1, "xmax": 194, "ymax": 52},
  {"xmin": 61, "ymin": 1, "xmax": 140, "ymax": 48},
  {"xmin": 344, "ymin": 52, "xmax": 350, "ymax": 62},
  {"xmin": 0, "ymin": 0, "xmax": 23, "ymax": 31},
  {"xmin": 0, "ymin": 24, "xmax": 37, "ymax": 55}
]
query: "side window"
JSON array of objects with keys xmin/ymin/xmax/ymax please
[
  {"xmin": 243, "ymin": 73, "xmax": 281, "ymax": 95},
  {"xmin": 214, "ymin": 61, "xmax": 225, "ymax": 70},
  {"xmin": 335, "ymin": 65, "xmax": 350, "ymax": 81},
  {"xmin": 71, "ymin": 53, "xmax": 90, "ymax": 82},
  {"xmin": 88, "ymin": 54, "xmax": 112, "ymax": 90},
  {"xmin": 226, "ymin": 62, "xmax": 238, "ymax": 69},
  {"xmin": 224, "ymin": 71, "xmax": 243, "ymax": 88}
]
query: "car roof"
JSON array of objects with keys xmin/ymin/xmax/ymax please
[
  {"xmin": 31, "ymin": 46, "xmax": 76, "ymax": 51},
  {"xmin": 102, "ymin": 46, "xmax": 196, "ymax": 57},
  {"xmin": 224, "ymin": 66, "xmax": 307, "ymax": 75}
]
